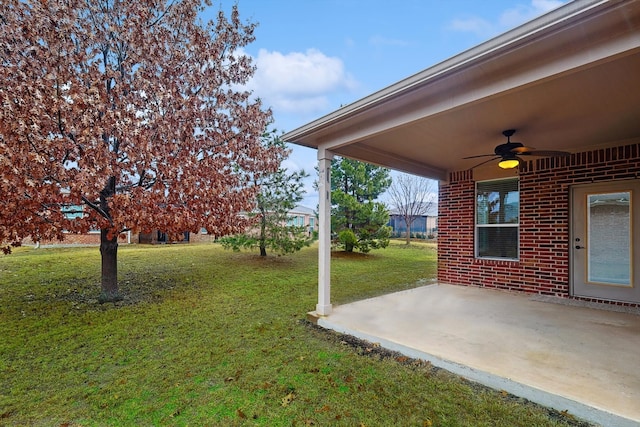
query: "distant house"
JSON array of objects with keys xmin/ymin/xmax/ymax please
[
  {"xmin": 25, "ymin": 204, "xmax": 315, "ymax": 247},
  {"xmin": 24, "ymin": 230, "xmax": 133, "ymax": 247},
  {"xmin": 288, "ymin": 205, "xmax": 317, "ymax": 235},
  {"xmin": 22, "ymin": 201, "xmax": 134, "ymax": 247},
  {"xmin": 388, "ymin": 203, "xmax": 438, "ymax": 237},
  {"xmin": 138, "ymin": 205, "xmax": 317, "ymax": 244},
  {"xmin": 138, "ymin": 230, "xmax": 190, "ymax": 244}
]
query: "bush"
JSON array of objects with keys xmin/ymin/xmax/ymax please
[{"xmin": 338, "ymin": 229, "xmax": 358, "ymax": 252}]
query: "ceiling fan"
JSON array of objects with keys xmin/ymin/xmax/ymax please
[{"xmin": 464, "ymin": 129, "xmax": 570, "ymax": 169}]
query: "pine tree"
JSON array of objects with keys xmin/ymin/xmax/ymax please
[
  {"xmin": 331, "ymin": 157, "xmax": 391, "ymax": 253},
  {"xmin": 220, "ymin": 131, "xmax": 313, "ymax": 256}
]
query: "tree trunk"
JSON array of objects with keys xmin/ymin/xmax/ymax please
[
  {"xmin": 99, "ymin": 228, "xmax": 121, "ymax": 303},
  {"xmin": 405, "ymin": 219, "xmax": 411, "ymax": 245},
  {"xmin": 98, "ymin": 176, "xmax": 122, "ymax": 303},
  {"xmin": 259, "ymin": 211, "xmax": 267, "ymax": 257}
]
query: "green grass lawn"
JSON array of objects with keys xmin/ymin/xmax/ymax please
[{"xmin": 0, "ymin": 241, "xmax": 589, "ymax": 426}]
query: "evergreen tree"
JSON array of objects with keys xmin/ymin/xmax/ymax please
[
  {"xmin": 220, "ymin": 131, "xmax": 313, "ymax": 256},
  {"xmin": 331, "ymin": 158, "xmax": 391, "ymax": 252}
]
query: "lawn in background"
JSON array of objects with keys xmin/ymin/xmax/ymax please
[{"xmin": 0, "ymin": 241, "xmax": 589, "ymax": 426}]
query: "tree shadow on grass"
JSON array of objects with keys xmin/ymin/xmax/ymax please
[
  {"xmin": 331, "ymin": 251, "xmax": 373, "ymax": 260},
  {"xmin": 53, "ymin": 273, "xmax": 191, "ymax": 311}
]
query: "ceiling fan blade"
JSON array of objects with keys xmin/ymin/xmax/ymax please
[
  {"xmin": 518, "ymin": 150, "xmax": 570, "ymax": 157},
  {"xmin": 463, "ymin": 153, "xmax": 496, "ymax": 159},
  {"xmin": 470, "ymin": 156, "xmax": 500, "ymax": 169},
  {"xmin": 510, "ymin": 145, "xmax": 536, "ymax": 154}
]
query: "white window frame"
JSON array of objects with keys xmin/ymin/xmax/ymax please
[{"xmin": 475, "ymin": 177, "xmax": 520, "ymax": 261}]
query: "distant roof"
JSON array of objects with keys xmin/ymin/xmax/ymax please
[{"xmin": 289, "ymin": 205, "xmax": 315, "ymax": 215}]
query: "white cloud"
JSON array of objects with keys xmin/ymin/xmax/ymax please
[
  {"xmin": 533, "ymin": 0, "xmax": 567, "ymax": 12},
  {"xmin": 448, "ymin": 16, "xmax": 494, "ymax": 38},
  {"xmin": 246, "ymin": 48, "xmax": 358, "ymax": 115},
  {"xmin": 448, "ymin": 0, "xmax": 567, "ymax": 38},
  {"xmin": 499, "ymin": 0, "xmax": 566, "ymax": 27}
]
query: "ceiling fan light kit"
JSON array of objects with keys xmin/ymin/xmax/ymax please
[{"xmin": 498, "ymin": 157, "xmax": 520, "ymax": 169}]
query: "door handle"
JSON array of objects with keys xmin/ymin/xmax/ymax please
[{"xmin": 575, "ymin": 245, "xmax": 585, "ymax": 250}]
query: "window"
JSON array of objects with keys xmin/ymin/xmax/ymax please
[
  {"xmin": 62, "ymin": 204, "xmax": 84, "ymax": 220},
  {"xmin": 476, "ymin": 178, "xmax": 519, "ymax": 259},
  {"xmin": 288, "ymin": 216, "xmax": 304, "ymax": 227}
]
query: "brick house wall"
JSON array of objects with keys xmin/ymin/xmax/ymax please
[
  {"xmin": 26, "ymin": 230, "xmax": 215, "ymax": 246},
  {"xmin": 24, "ymin": 231, "xmax": 133, "ymax": 246},
  {"xmin": 189, "ymin": 232, "xmax": 217, "ymax": 244},
  {"xmin": 438, "ymin": 141, "xmax": 640, "ymax": 306}
]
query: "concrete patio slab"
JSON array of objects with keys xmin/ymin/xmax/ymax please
[{"xmin": 312, "ymin": 284, "xmax": 640, "ymax": 427}]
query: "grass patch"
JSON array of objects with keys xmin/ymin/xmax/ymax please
[{"xmin": 0, "ymin": 241, "xmax": 591, "ymax": 426}]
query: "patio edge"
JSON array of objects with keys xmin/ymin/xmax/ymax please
[{"xmin": 317, "ymin": 317, "xmax": 638, "ymax": 427}]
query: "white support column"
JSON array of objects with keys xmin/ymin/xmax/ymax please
[{"xmin": 316, "ymin": 148, "xmax": 334, "ymax": 316}]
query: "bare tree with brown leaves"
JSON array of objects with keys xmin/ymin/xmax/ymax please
[
  {"xmin": 0, "ymin": 0, "xmax": 279, "ymax": 301},
  {"xmin": 387, "ymin": 173, "xmax": 436, "ymax": 245}
]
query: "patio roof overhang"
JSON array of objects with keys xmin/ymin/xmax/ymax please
[
  {"xmin": 282, "ymin": 0, "xmax": 640, "ymax": 182},
  {"xmin": 281, "ymin": 0, "xmax": 640, "ymax": 318}
]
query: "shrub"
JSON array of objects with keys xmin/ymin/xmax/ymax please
[{"xmin": 338, "ymin": 229, "xmax": 358, "ymax": 252}]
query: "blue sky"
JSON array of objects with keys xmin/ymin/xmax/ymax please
[{"xmin": 203, "ymin": 0, "xmax": 568, "ymax": 207}]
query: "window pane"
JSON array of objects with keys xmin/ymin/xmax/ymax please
[
  {"xmin": 476, "ymin": 178, "xmax": 519, "ymax": 260},
  {"xmin": 477, "ymin": 179, "xmax": 519, "ymax": 224},
  {"xmin": 588, "ymin": 192, "xmax": 631, "ymax": 286},
  {"xmin": 62, "ymin": 204, "xmax": 84, "ymax": 220},
  {"xmin": 477, "ymin": 227, "xmax": 518, "ymax": 259}
]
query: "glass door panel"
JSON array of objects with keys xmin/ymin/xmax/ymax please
[{"xmin": 587, "ymin": 192, "xmax": 631, "ymax": 286}]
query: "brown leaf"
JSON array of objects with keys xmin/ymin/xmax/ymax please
[{"xmin": 281, "ymin": 392, "xmax": 295, "ymax": 406}]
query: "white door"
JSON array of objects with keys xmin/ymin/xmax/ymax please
[{"xmin": 571, "ymin": 180, "xmax": 640, "ymax": 303}]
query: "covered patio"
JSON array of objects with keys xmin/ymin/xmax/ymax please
[
  {"xmin": 283, "ymin": 1, "xmax": 640, "ymax": 425},
  {"xmin": 316, "ymin": 284, "xmax": 640, "ymax": 426}
]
